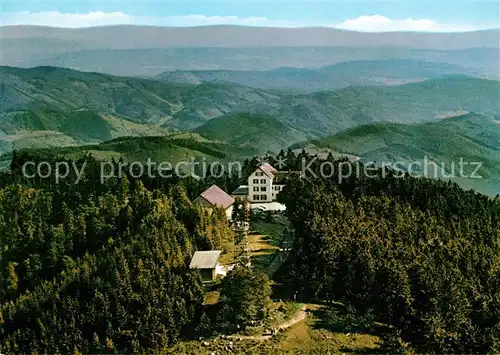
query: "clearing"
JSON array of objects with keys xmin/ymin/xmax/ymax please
[{"xmin": 167, "ymin": 303, "xmax": 391, "ymax": 354}]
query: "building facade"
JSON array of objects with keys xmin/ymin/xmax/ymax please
[{"xmin": 247, "ymin": 163, "xmax": 285, "ymax": 203}]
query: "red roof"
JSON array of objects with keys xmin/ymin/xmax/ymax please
[
  {"xmin": 199, "ymin": 185, "xmax": 235, "ymax": 209},
  {"xmin": 258, "ymin": 163, "xmax": 278, "ymax": 178}
]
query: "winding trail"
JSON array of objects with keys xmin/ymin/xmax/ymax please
[{"xmin": 226, "ymin": 305, "xmax": 308, "ymax": 341}]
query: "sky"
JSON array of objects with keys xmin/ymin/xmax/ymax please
[{"xmin": 0, "ymin": 1, "xmax": 499, "ymax": 32}]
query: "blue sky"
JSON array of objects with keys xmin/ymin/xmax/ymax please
[{"xmin": 1, "ymin": 1, "xmax": 499, "ymax": 31}]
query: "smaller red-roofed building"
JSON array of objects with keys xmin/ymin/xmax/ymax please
[{"xmin": 194, "ymin": 184, "xmax": 235, "ymax": 220}]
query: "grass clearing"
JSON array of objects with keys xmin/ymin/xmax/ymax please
[
  {"xmin": 167, "ymin": 303, "xmax": 389, "ymax": 354},
  {"xmin": 248, "ymin": 233, "xmax": 279, "ymax": 254},
  {"xmin": 247, "ymin": 229, "xmax": 279, "ymax": 272},
  {"xmin": 250, "ymin": 220, "xmax": 288, "ymax": 246}
]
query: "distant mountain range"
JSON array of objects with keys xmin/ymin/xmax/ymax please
[
  {"xmin": 3, "ymin": 26, "xmax": 498, "ymax": 49},
  {"xmin": 1, "ymin": 66, "xmax": 499, "ymax": 156},
  {"xmin": 155, "ymin": 59, "xmax": 479, "ymax": 92},
  {"xmin": 1, "ymin": 26, "xmax": 499, "ymax": 76},
  {"xmin": 294, "ymin": 113, "xmax": 500, "ymax": 196}
]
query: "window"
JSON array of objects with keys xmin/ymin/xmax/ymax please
[
  {"xmin": 253, "ymin": 195, "xmax": 260, "ymax": 200},
  {"xmin": 255, "ymin": 172, "xmax": 263, "ymax": 176},
  {"xmin": 253, "ymin": 179, "xmax": 259, "ymax": 184},
  {"xmin": 260, "ymin": 186, "xmax": 266, "ymax": 192},
  {"xmin": 260, "ymin": 195, "xmax": 267, "ymax": 201},
  {"xmin": 253, "ymin": 187, "xmax": 259, "ymax": 192},
  {"xmin": 260, "ymin": 179, "xmax": 266, "ymax": 184}
]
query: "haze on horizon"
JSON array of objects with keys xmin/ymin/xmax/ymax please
[{"xmin": 1, "ymin": 0, "xmax": 499, "ymax": 32}]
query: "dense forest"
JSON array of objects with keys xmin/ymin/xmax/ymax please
[
  {"xmin": 277, "ymin": 154, "xmax": 500, "ymax": 353},
  {"xmin": 0, "ymin": 153, "xmax": 240, "ymax": 353},
  {"xmin": 1, "ymin": 149, "xmax": 499, "ymax": 353}
]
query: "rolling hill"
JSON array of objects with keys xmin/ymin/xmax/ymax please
[
  {"xmin": 1, "ymin": 66, "xmax": 499, "ymax": 157},
  {"xmin": 194, "ymin": 113, "xmax": 309, "ymax": 154},
  {"xmin": 0, "ymin": 66, "xmax": 282, "ymax": 153},
  {"xmin": 275, "ymin": 75, "xmax": 500, "ymax": 136},
  {"xmin": 0, "ymin": 65, "xmax": 280, "ymax": 129},
  {"xmin": 156, "ymin": 60, "xmax": 477, "ymax": 92},
  {"xmin": 296, "ymin": 113, "xmax": 500, "ymax": 196},
  {"xmin": 0, "ymin": 132, "xmax": 250, "ymax": 171}
]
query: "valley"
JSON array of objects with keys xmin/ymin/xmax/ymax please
[
  {"xmin": 1, "ymin": 65, "xmax": 499, "ymax": 150},
  {"xmin": 1, "ymin": 65, "xmax": 499, "ymax": 195},
  {"xmin": 294, "ymin": 113, "xmax": 500, "ymax": 195}
]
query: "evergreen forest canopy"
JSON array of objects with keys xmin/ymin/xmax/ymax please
[
  {"xmin": 0, "ymin": 154, "xmax": 239, "ymax": 353},
  {"xmin": 276, "ymin": 154, "xmax": 500, "ymax": 353},
  {"xmin": 0, "ymin": 149, "xmax": 499, "ymax": 354}
]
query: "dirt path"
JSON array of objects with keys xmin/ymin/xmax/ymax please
[
  {"xmin": 278, "ymin": 305, "xmax": 307, "ymax": 330},
  {"xmin": 226, "ymin": 305, "xmax": 308, "ymax": 341}
]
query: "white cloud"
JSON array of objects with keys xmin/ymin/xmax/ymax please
[
  {"xmin": 1, "ymin": 11, "xmax": 134, "ymax": 28},
  {"xmin": 0, "ymin": 11, "xmax": 490, "ymax": 32},
  {"xmin": 0, "ymin": 11, "xmax": 298, "ymax": 28},
  {"xmin": 333, "ymin": 15, "xmax": 479, "ymax": 32}
]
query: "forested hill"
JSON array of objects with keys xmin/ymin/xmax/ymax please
[
  {"xmin": 1, "ymin": 66, "xmax": 499, "ymax": 156},
  {"xmin": 0, "ymin": 133, "xmax": 247, "ymax": 172},
  {"xmin": 1, "ymin": 150, "xmax": 499, "ymax": 353},
  {"xmin": 294, "ymin": 112, "xmax": 500, "ymax": 196},
  {"xmin": 0, "ymin": 156, "xmax": 235, "ymax": 353},
  {"xmin": 0, "ymin": 65, "xmax": 282, "ymax": 133},
  {"xmin": 193, "ymin": 113, "xmax": 309, "ymax": 153},
  {"xmin": 276, "ymin": 156, "xmax": 500, "ymax": 353},
  {"xmin": 285, "ymin": 75, "xmax": 500, "ymax": 135}
]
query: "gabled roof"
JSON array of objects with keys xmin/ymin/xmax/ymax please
[
  {"xmin": 198, "ymin": 184, "xmax": 235, "ymax": 209},
  {"xmin": 257, "ymin": 163, "xmax": 278, "ymax": 179},
  {"xmin": 190, "ymin": 250, "xmax": 222, "ymax": 269}
]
